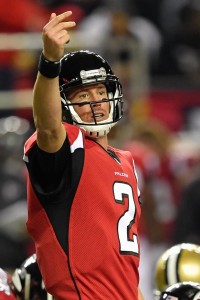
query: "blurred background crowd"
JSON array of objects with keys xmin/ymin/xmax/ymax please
[{"xmin": 0, "ymin": 0, "xmax": 200, "ymax": 299}]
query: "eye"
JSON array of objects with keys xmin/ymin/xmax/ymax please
[
  {"xmin": 79, "ymin": 93, "xmax": 88, "ymax": 100},
  {"xmin": 98, "ymin": 89, "xmax": 107, "ymax": 96}
]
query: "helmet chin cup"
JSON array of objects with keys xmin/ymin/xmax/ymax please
[{"xmin": 80, "ymin": 122, "xmax": 116, "ymax": 138}]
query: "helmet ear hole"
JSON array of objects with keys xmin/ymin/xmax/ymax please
[
  {"xmin": 62, "ymin": 109, "xmax": 73, "ymax": 124},
  {"xmin": 61, "ymin": 96, "xmax": 73, "ymax": 124},
  {"xmin": 115, "ymin": 103, "xmax": 120, "ymax": 120}
]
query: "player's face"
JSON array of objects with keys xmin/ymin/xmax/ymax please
[{"xmin": 68, "ymin": 83, "xmax": 110, "ymax": 123}]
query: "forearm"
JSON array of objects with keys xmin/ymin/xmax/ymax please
[
  {"xmin": 33, "ymin": 72, "xmax": 62, "ymax": 132},
  {"xmin": 32, "ymin": 11, "xmax": 76, "ymax": 152},
  {"xmin": 33, "ymin": 72, "xmax": 66, "ymax": 152}
]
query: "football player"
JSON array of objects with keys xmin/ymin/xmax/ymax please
[
  {"xmin": 154, "ymin": 243, "xmax": 200, "ymax": 299},
  {"xmin": 11, "ymin": 254, "xmax": 53, "ymax": 300},
  {"xmin": 23, "ymin": 10, "xmax": 143, "ymax": 300}
]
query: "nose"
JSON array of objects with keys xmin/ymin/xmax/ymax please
[{"xmin": 90, "ymin": 90, "xmax": 102, "ymax": 104}]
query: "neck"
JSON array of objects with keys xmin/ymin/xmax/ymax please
[{"xmin": 93, "ymin": 135, "xmax": 108, "ymax": 150}]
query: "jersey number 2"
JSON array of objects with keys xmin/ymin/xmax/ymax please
[{"xmin": 114, "ymin": 182, "xmax": 139, "ymax": 255}]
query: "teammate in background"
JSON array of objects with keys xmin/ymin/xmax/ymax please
[
  {"xmin": 158, "ymin": 282, "xmax": 200, "ymax": 300},
  {"xmin": 23, "ymin": 11, "xmax": 143, "ymax": 300},
  {"xmin": 0, "ymin": 253, "xmax": 53, "ymax": 300},
  {"xmin": 12, "ymin": 253, "xmax": 53, "ymax": 300},
  {"xmin": 154, "ymin": 243, "xmax": 200, "ymax": 299},
  {"xmin": 0, "ymin": 268, "xmax": 16, "ymax": 300}
]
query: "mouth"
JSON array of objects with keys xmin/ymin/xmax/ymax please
[{"xmin": 91, "ymin": 112, "xmax": 105, "ymax": 121}]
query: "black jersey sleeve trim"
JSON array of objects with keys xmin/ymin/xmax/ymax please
[
  {"xmin": 26, "ymin": 137, "xmax": 71, "ymax": 196},
  {"xmin": 26, "ymin": 134, "xmax": 85, "ymax": 255}
]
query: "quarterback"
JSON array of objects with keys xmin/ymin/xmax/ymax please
[{"xmin": 24, "ymin": 11, "xmax": 143, "ymax": 300}]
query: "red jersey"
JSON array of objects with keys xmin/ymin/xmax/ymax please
[{"xmin": 24, "ymin": 123, "xmax": 141, "ymax": 300}]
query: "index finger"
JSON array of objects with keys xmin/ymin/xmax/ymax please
[{"xmin": 48, "ymin": 11, "xmax": 73, "ymax": 26}]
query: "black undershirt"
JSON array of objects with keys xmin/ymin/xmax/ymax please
[
  {"xmin": 27, "ymin": 137, "xmax": 71, "ymax": 194},
  {"xmin": 26, "ymin": 137, "xmax": 83, "ymax": 254}
]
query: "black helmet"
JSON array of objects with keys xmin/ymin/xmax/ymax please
[
  {"xmin": 159, "ymin": 282, "xmax": 200, "ymax": 300},
  {"xmin": 59, "ymin": 50, "xmax": 123, "ymax": 138},
  {"xmin": 11, "ymin": 253, "xmax": 53, "ymax": 300}
]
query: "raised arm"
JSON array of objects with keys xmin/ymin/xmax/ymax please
[{"xmin": 33, "ymin": 11, "xmax": 76, "ymax": 153}]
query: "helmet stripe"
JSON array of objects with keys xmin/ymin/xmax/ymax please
[{"xmin": 166, "ymin": 249, "xmax": 181, "ymax": 286}]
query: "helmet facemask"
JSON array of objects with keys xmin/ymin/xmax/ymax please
[{"xmin": 60, "ymin": 51, "xmax": 123, "ymax": 138}]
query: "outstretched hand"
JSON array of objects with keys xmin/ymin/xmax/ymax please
[{"xmin": 42, "ymin": 11, "xmax": 76, "ymax": 62}]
